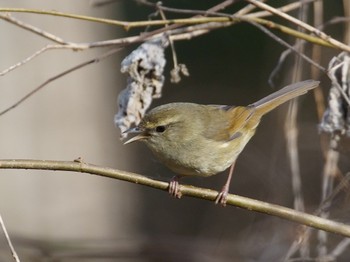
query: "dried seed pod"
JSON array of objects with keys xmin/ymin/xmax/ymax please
[
  {"xmin": 114, "ymin": 38, "xmax": 167, "ymax": 138},
  {"xmin": 320, "ymin": 52, "xmax": 350, "ymax": 150}
]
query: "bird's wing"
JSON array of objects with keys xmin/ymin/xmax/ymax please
[{"xmin": 202, "ymin": 105, "xmax": 254, "ymax": 142}]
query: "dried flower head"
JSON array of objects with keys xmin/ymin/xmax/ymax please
[{"xmin": 114, "ymin": 38, "xmax": 167, "ymax": 139}]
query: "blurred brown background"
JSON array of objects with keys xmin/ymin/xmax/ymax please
[{"xmin": 0, "ymin": 0, "xmax": 349, "ymax": 261}]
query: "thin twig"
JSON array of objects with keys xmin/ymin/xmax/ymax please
[
  {"xmin": 0, "ymin": 13, "xmax": 69, "ymax": 44},
  {"xmin": 0, "ymin": 48, "xmax": 121, "ymax": 116},
  {"xmin": 139, "ymin": 0, "xmax": 237, "ymax": 16},
  {"xmin": 0, "ymin": 23, "xmax": 222, "ymax": 77},
  {"xmin": 285, "ymin": 98, "xmax": 309, "ymax": 258},
  {"xmin": 234, "ymin": 0, "xmax": 262, "ymax": 16},
  {"xmin": 139, "ymin": 0, "xmax": 233, "ymax": 17},
  {"xmin": 157, "ymin": 4, "xmax": 177, "ymax": 69},
  {"xmin": 140, "ymin": 0, "xmax": 308, "ymax": 21},
  {"xmin": 269, "ymin": 14, "xmax": 350, "ymax": 87},
  {"xmin": 1, "ymin": 159, "xmax": 350, "ymax": 238},
  {"xmin": 0, "ymin": 7, "xmax": 339, "ymax": 50},
  {"xmin": 0, "ymin": 7, "xmax": 342, "ymax": 50},
  {"xmin": 244, "ymin": 0, "xmax": 350, "ymax": 52},
  {"xmin": 290, "ymin": 4, "xmax": 310, "ymax": 259},
  {"xmin": 1, "ymin": 4, "xmax": 267, "ymax": 76},
  {"xmin": 311, "ymin": 0, "xmax": 325, "ymax": 121},
  {"xmin": 284, "ymin": 173, "xmax": 350, "ymax": 261},
  {"xmin": 330, "ymin": 238, "xmax": 350, "ymax": 259},
  {"xmin": 0, "ymin": 45, "xmax": 71, "ymax": 76},
  {"xmin": 0, "ymin": 8, "xmax": 128, "ymax": 27},
  {"xmin": 139, "ymin": 1, "xmax": 334, "ymax": 51},
  {"xmin": 0, "ymin": 214, "xmax": 20, "ymax": 262},
  {"xmin": 318, "ymin": 148, "xmax": 338, "ymax": 258},
  {"xmin": 283, "ymin": 4, "xmax": 319, "ymax": 260},
  {"xmin": 137, "ymin": 0, "xmax": 332, "ymax": 51},
  {"xmin": 245, "ymin": 0, "xmax": 316, "ymax": 18},
  {"xmin": 245, "ymin": 20, "xmax": 325, "ymax": 73}
]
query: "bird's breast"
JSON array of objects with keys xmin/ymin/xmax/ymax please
[{"xmin": 145, "ymin": 130, "xmax": 255, "ymax": 177}]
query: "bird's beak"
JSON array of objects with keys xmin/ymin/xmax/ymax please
[{"xmin": 123, "ymin": 127, "xmax": 148, "ymax": 145}]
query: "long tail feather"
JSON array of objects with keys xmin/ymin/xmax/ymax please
[{"xmin": 251, "ymin": 80, "xmax": 319, "ymax": 116}]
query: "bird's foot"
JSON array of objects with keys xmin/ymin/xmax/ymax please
[
  {"xmin": 215, "ymin": 163, "xmax": 234, "ymax": 206},
  {"xmin": 215, "ymin": 186, "xmax": 229, "ymax": 206},
  {"xmin": 168, "ymin": 176, "xmax": 182, "ymax": 199}
]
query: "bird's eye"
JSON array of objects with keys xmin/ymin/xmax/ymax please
[{"xmin": 155, "ymin": 125, "xmax": 166, "ymax": 133}]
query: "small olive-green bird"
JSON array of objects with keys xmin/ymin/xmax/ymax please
[{"xmin": 124, "ymin": 80, "xmax": 319, "ymax": 205}]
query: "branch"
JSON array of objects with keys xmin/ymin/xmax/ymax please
[
  {"xmin": 245, "ymin": 0, "xmax": 350, "ymax": 52},
  {"xmin": 0, "ymin": 45, "xmax": 70, "ymax": 76},
  {"xmin": 0, "ymin": 13, "xmax": 68, "ymax": 44},
  {"xmin": 1, "ymin": 159, "xmax": 350, "ymax": 238},
  {"xmin": 0, "ymin": 214, "xmax": 20, "ymax": 262},
  {"xmin": 0, "ymin": 48, "xmax": 121, "ymax": 116},
  {"xmin": 0, "ymin": 7, "xmax": 342, "ymax": 50},
  {"xmin": 0, "ymin": 8, "xmax": 128, "ymax": 27}
]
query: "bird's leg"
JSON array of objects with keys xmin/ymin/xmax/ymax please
[
  {"xmin": 169, "ymin": 175, "xmax": 182, "ymax": 198},
  {"xmin": 215, "ymin": 162, "xmax": 235, "ymax": 206}
]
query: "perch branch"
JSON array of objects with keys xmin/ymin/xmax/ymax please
[{"xmin": 1, "ymin": 159, "xmax": 350, "ymax": 238}]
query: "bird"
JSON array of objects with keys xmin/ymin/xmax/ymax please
[{"xmin": 123, "ymin": 80, "xmax": 319, "ymax": 205}]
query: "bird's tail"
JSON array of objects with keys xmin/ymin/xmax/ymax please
[{"xmin": 251, "ymin": 80, "xmax": 319, "ymax": 117}]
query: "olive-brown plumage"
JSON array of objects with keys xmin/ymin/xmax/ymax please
[{"xmin": 124, "ymin": 80, "xmax": 319, "ymax": 205}]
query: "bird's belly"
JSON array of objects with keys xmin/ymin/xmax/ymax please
[
  {"xmin": 162, "ymin": 156, "xmax": 233, "ymax": 177},
  {"xmin": 152, "ymin": 143, "xmax": 240, "ymax": 177},
  {"xmin": 147, "ymin": 130, "xmax": 255, "ymax": 177}
]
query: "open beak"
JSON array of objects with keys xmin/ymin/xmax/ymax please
[{"xmin": 123, "ymin": 127, "xmax": 148, "ymax": 145}]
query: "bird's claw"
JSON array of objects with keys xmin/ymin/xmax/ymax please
[
  {"xmin": 168, "ymin": 176, "xmax": 182, "ymax": 198},
  {"xmin": 215, "ymin": 188, "xmax": 228, "ymax": 206}
]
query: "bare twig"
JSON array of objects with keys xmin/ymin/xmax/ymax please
[
  {"xmin": 245, "ymin": 0, "xmax": 316, "ymax": 18},
  {"xmin": 0, "ymin": 45, "xmax": 71, "ymax": 76},
  {"xmin": 139, "ymin": 0, "xmax": 237, "ymax": 17},
  {"xmin": 155, "ymin": 3, "xmax": 189, "ymax": 83},
  {"xmin": 0, "ymin": 8, "xmax": 128, "ymax": 27},
  {"xmin": 1, "ymin": 159, "xmax": 350, "ymax": 238},
  {"xmin": 0, "ymin": 7, "xmax": 340, "ymax": 49},
  {"xmin": 139, "ymin": 0, "xmax": 233, "ymax": 17},
  {"xmin": 0, "ymin": 48, "xmax": 121, "ymax": 116},
  {"xmin": 0, "ymin": 31, "xmax": 174, "ymax": 77},
  {"xmin": 0, "ymin": 214, "xmax": 20, "ymax": 262},
  {"xmin": 270, "ymin": 15, "xmax": 350, "ymax": 87},
  {"xmin": 284, "ymin": 173, "xmax": 350, "ymax": 261},
  {"xmin": 2, "ymin": 0, "xmax": 333, "ymax": 106},
  {"xmin": 0, "ymin": 7, "xmax": 339, "ymax": 50},
  {"xmin": 140, "ymin": 0, "xmax": 309, "ymax": 21},
  {"xmin": 0, "ymin": 13, "xmax": 68, "ymax": 44},
  {"xmin": 330, "ymin": 238, "xmax": 350, "ymax": 259},
  {"xmin": 234, "ymin": 0, "xmax": 261, "ymax": 16},
  {"xmin": 246, "ymin": 20, "xmax": 325, "ymax": 74},
  {"xmin": 311, "ymin": 0, "xmax": 325, "ymax": 121},
  {"xmin": 318, "ymin": 147, "xmax": 338, "ymax": 259},
  {"xmin": 284, "ymin": 4, "xmax": 311, "ymax": 260},
  {"xmin": 244, "ymin": 0, "xmax": 350, "ymax": 52},
  {"xmin": 285, "ymin": 98, "xmax": 309, "ymax": 258}
]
